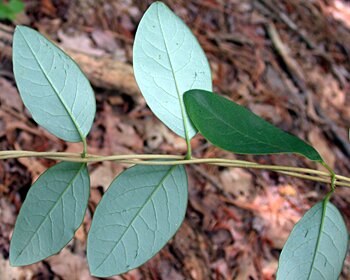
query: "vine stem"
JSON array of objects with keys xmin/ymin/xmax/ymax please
[
  {"xmin": 185, "ymin": 137, "xmax": 192, "ymax": 160},
  {"xmin": 321, "ymin": 161, "xmax": 336, "ymax": 191},
  {"xmin": 1, "ymin": 150, "xmax": 349, "ymax": 188},
  {"xmin": 81, "ymin": 138, "xmax": 88, "ymax": 158}
]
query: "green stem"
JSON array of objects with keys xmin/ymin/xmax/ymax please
[
  {"xmin": 321, "ymin": 161, "xmax": 336, "ymax": 191},
  {"xmin": 81, "ymin": 138, "xmax": 88, "ymax": 158},
  {"xmin": 1, "ymin": 150, "xmax": 350, "ymax": 188},
  {"xmin": 324, "ymin": 188, "xmax": 335, "ymax": 203},
  {"xmin": 185, "ymin": 137, "xmax": 192, "ymax": 159},
  {"xmin": 306, "ymin": 187, "xmax": 335, "ymax": 280},
  {"xmin": 156, "ymin": 9, "xmax": 192, "ymax": 160}
]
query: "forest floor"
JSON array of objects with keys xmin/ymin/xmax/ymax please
[{"xmin": 1, "ymin": 0, "xmax": 350, "ymax": 279}]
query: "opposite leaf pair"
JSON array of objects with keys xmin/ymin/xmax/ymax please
[{"xmin": 10, "ymin": 2, "xmax": 195, "ymax": 277}]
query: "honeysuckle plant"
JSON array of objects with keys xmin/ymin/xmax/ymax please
[{"xmin": 3, "ymin": 2, "xmax": 349, "ymax": 278}]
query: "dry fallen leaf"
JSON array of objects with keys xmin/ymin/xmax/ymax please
[
  {"xmin": 102, "ymin": 104, "xmax": 143, "ymax": 153},
  {"xmin": 0, "ymin": 78, "xmax": 22, "ymax": 112},
  {"xmin": 210, "ymin": 259, "xmax": 231, "ymax": 280},
  {"xmin": 278, "ymin": 184, "xmax": 297, "ymax": 197},
  {"xmin": 16, "ymin": 158, "xmax": 46, "ymax": 182},
  {"xmin": 235, "ymin": 251, "xmax": 259, "ymax": 280},
  {"xmin": 252, "ymin": 188, "xmax": 302, "ymax": 249},
  {"xmin": 308, "ymin": 128, "xmax": 336, "ymax": 169},
  {"xmin": 13, "ymin": 141, "xmax": 47, "ymax": 182},
  {"xmin": 90, "ymin": 161, "xmax": 122, "ymax": 191},
  {"xmin": 219, "ymin": 168, "xmax": 254, "ymax": 200},
  {"xmin": 327, "ymin": 0, "xmax": 350, "ymax": 29},
  {"xmin": 143, "ymin": 119, "xmax": 187, "ymax": 152},
  {"xmin": 0, "ymin": 257, "xmax": 34, "ymax": 280},
  {"xmin": 91, "ymin": 29, "xmax": 118, "ymax": 53},
  {"xmin": 47, "ymin": 248, "xmax": 93, "ymax": 280},
  {"xmin": 158, "ymin": 260, "xmax": 185, "ymax": 280},
  {"xmin": 249, "ymin": 103, "xmax": 282, "ymax": 124},
  {"xmin": 308, "ymin": 71, "xmax": 345, "ymax": 110},
  {"xmin": 227, "ymin": 186, "xmax": 302, "ymax": 249},
  {"xmin": 65, "ymin": 142, "xmax": 85, "ymax": 154},
  {"xmin": 0, "ymin": 198, "xmax": 16, "ymax": 225},
  {"xmin": 58, "ymin": 30, "xmax": 105, "ymax": 57}
]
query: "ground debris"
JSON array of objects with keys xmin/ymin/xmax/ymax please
[{"xmin": 1, "ymin": 0, "xmax": 350, "ymax": 279}]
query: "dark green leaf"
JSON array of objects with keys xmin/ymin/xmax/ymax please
[
  {"xmin": 277, "ymin": 200, "xmax": 348, "ymax": 279},
  {"xmin": 87, "ymin": 164, "xmax": 188, "ymax": 277},
  {"xmin": 184, "ymin": 89, "xmax": 322, "ymax": 161},
  {"xmin": 10, "ymin": 162, "xmax": 90, "ymax": 266}
]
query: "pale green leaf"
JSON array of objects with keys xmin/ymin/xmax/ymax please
[
  {"xmin": 10, "ymin": 162, "xmax": 90, "ymax": 266},
  {"xmin": 87, "ymin": 164, "xmax": 188, "ymax": 277},
  {"xmin": 277, "ymin": 201, "xmax": 349, "ymax": 280},
  {"xmin": 13, "ymin": 26, "xmax": 96, "ymax": 142},
  {"xmin": 184, "ymin": 89, "xmax": 322, "ymax": 161},
  {"xmin": 133, "ymin": 2, "xmax": 212, "ymax": 139}
]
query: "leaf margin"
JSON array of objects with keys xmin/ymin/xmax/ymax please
[
  {"xmin": 9, "ymin": 161, "xmax": 90, "ymax": 266},
  {"xmin": 13, "ymin": 25, "xmax": 96, "ymax": 143},
  {"xmin": 87, "ymin": 163, "xmax": 188, "ymax": 277},
  {"xmin": 276, "ymin": 199, "xmax": 349, "ymax": 279},
  {"xmin": 183, "ymin": 89, "xmax": 323, "ymax": 161},
  {"xmin": 133, "ymin": 1, "xmax": 212, "ymax": 140}
]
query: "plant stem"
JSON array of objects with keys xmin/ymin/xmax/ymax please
[
  {"xmin": 1, "ymin": 150, "xmax": 348, "ymax": 188},
  {"xmin": 82, "ymin": 138, "xmax": 88, "ymax": 158},
  {"xmin": 185, "ymin": 137, "xmax": 192, "ymax": 160},
  {"xmin": 321, "ymin": 161, "xmax": 336, "ymax": 191}
]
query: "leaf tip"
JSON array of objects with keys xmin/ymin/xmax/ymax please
[
  {"xmin": 14, "ymin": 24, "xmax": 30, "ymax": 35},
  {"xmin": 9, "ymin": 250, "xmax": 18, "ymax": 267},
  {"xmin": 13, "ymin": 25, "xmax": 37, "ymax": 45},
  {"xmin": 86, "ymin": 243, "xmax": 106, "ymax": 277},
  {"xmin": 87, "ymin": 261, "xmax": 114, "ymax": 278},
  {"xmin": 88, "ymin": 266, "xmax": 99, "ymax": 277},
  {"xmin": 9, "ymin": 246, "xmax": 27, "ymax": 267},
  {"xmin": 149, "ymin": 1, "xmax": 171, "ymax": 15},
  {"xmin": 13, "ymin": 25, "xmax": 23, "ymax": 39},
  {"xmin": 150, "ymin": 1, "xmax": 167, "ymax": 7},
  {"xmin": 9, "ymin": 238, "xmax": 24, "ymax": 267}
]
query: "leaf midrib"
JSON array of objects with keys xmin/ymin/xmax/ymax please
[
  {"xmin": 307, "ymin": 200, "xmax": 329, "ymax": 279},
  {"xmin": 94, "ymin": 165, "xmax": 177, "ymax": 273},
  {"xmin": 13, "ymin": 163, "xmax": 85, "ymax": 262},
  {"xmin": 195, "ymin": 94, "xmax": 309, "ymax": 154},
  {"xmin": 156, "ymin": 5, "xmax": 192, "ymax": 140},
  {"xmin": 18, "ymin": 28, "xmax": 86, "ymax": 142}
]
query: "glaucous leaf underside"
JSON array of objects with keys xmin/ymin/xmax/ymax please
[
  {"xmin": 277, "ymin": 201, "xmax": 348, "ymax": 280},
  {"xmin": 87, "ymin": 164, "xmax": 188, "ymax": 277},
  {"xmin": 133, "ymin": 2, "xmax": 212, "ymax": 139},
  {"xmin": 13, "ymin": 26, "xmax": 96, "ymax": 142},
  {"xmin": 10, "ymin": 162, "xmax": 90, "ymax": 266}
]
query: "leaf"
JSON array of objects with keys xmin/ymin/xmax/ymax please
[
  {"xmin": 8, "ymin": 0, "xmax": 24, "ymax": 13},
  {"xmin": 277, "ymin": 200, "xmax": 349, "ymax": 280},
  {"xmin": 0, "ymin": 6, "xmax": 15, "ymax": 21},
  {"xmin": 87, "ymin": 164, "xmax": 188, "ymax": 277},
  {"xmin": 0, "ymin": 0, "xmax": 24, "ymax": 21},
  {"xmin": 10, "ymin": 162, "xmax": 90, "ymax": 266},
  {"xmin": 133, "ymin": 2, "xmax": 212, "ymax": 140},
  {"xmin": 13, "ymin": 26, "xmax": 96, "ymax": 142},
  {"xmin": 184, "ymin": 89, "xmax": 322, "ymax": 161}
]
